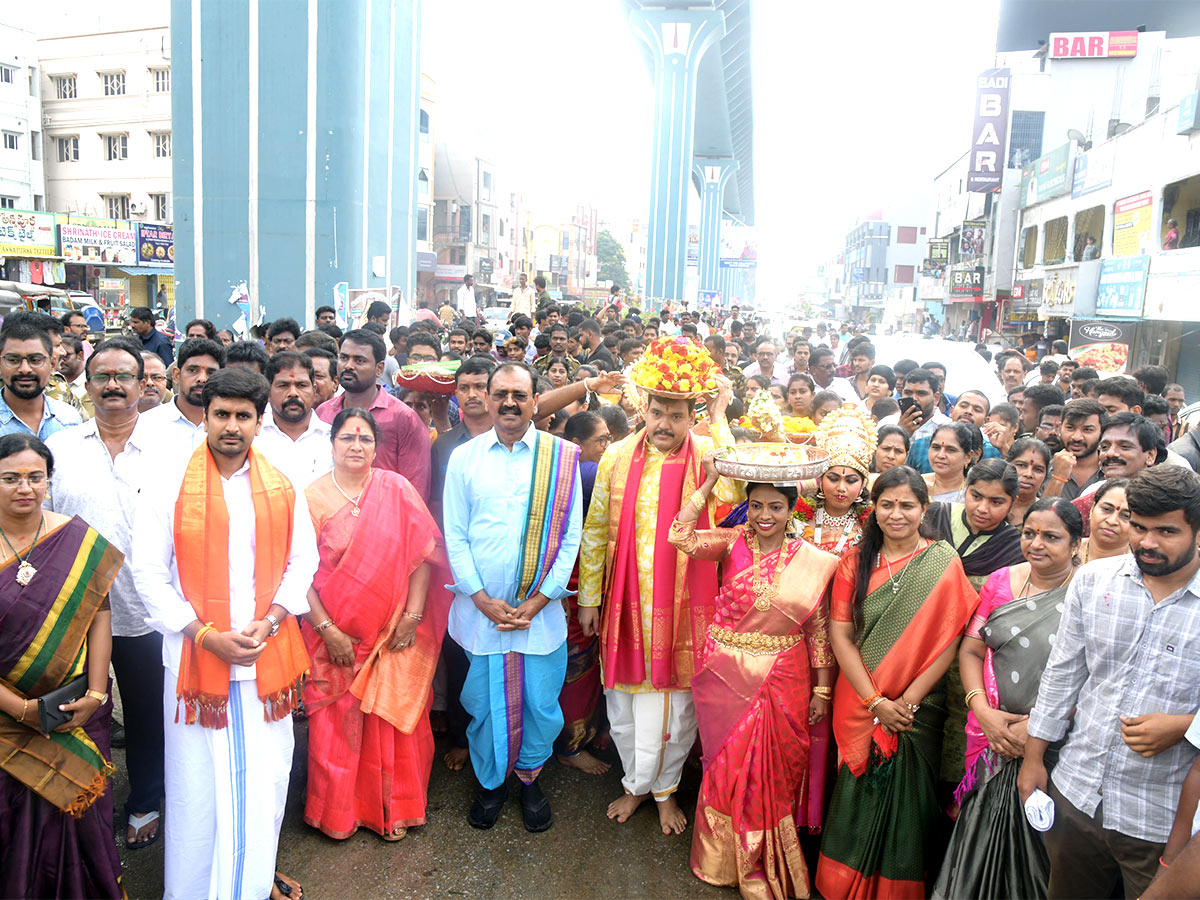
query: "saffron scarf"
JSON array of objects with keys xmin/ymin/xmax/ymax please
[
  {"xmin": 173, "ymin": 444, "xmax": 310, "ymax": 728},
  {"xmin": 601, "ymin": 432, "xmax": 719, "ymax": 690},
  {"xmin": 0, "ymin": 517, "xmax": 123, "ymax": 815}
]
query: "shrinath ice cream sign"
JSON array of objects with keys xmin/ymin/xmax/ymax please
[{"xmin": 1048, "ymin": 31, "xmax": 1139, "ymax": 59}]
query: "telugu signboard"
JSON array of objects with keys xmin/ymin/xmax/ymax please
[
  {"xmin": 967, "ymin": 68, "xmax": 1011, "ymax": 192},
  {"xmin": 1021, "ymin": 144, "xmax": 1072, "ymax": 207},
  {"xmin": 1069, "ymin": 319, "xmax": 1135, "ymax": 375},
  {"xmin": 1112, "ymin": 191, "xmax": 1154, "ymax": 257},
  {"xmin": 1095, "ymin": 255, "xmax": 1150, "ymax": 317},
  {"xmin": 135, "ymin": 223, "xmax": 174, "ymax": 266},
  {"xmin": 0, "ymin": 210, "xmax": 56, "ymax": 258},
  {"xmin": 1048, "ymin": 31, "xmax": 1138, "ymax": 59},
  {"xmin": 57, "ymin": 216, "xmax": 138, "ymax": 265}
]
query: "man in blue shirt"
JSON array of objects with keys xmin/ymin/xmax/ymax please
[
  {"xmin": 129, "ymin": 306, "xmax": 175, "ymax": 369},
  {"xmin": 442, "ymin": 362, "xmax": 582, "ymax": 833},
  {"xmin": 0, "ymin": 318, "xmax": 82, "ymax": 439}
]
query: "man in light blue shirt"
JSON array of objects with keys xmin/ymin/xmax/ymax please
[
  {"xmin": 443, "ymin": 361, "xmax": 582, "ymax": 834},
  {"xmin": 0, "ymin": 317, "xmax": 82, "ymax": 440}
]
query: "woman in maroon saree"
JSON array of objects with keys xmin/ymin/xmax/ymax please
[{"xmin": 670, "ymin": 455, "xmax": 840, "ymax": 900}]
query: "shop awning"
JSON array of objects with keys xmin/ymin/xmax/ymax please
[{"xmin": 112, "ymin": 266, "xmax": 174, "ymax": 276}]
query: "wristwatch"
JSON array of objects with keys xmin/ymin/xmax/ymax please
[
  {"xmin": 85, "ymin": 689, "xmax": 109, "ymax": 705},
  {"xmin": 264, "ymin": 613, "xmax": 281, "ymax": 637}
]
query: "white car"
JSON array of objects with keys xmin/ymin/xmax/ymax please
[{"xmin": 863, "ymin": 334, "xmax": 1008, "ymax": 407}]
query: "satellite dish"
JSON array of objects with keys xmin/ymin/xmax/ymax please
[
  {"xmin": 1112, "ymin": 122, "xmax": 1133, "ymax": 135},
  {"xmin": 1067, "ymin": 128, "xmax": 1088, "ymax": 145}
]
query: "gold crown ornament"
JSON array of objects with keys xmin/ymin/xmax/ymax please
[{"xmin": 814, "ymin": 403, "xmax": 878, "ymax": 478}]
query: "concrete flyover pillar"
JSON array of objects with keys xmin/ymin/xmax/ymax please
[
  {"xmin": 693, "ymin": 157, "xmax": 737, "ymax": 293},
  {"xmin": 630, "ymin": 4, "xmax": 725, "ymax": 303},
  {"xmin": 170, "ymin": 0, "xmax": 422, "ymax": 330}
]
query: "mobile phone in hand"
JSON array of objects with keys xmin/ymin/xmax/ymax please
[{"xmin": 897, "ymin": 397, "xmax": 918, "ymax": 416}]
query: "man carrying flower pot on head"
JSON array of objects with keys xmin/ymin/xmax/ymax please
[{"xmin": 578, "ymin": 338, "xmax": 740, "ymax": 836}]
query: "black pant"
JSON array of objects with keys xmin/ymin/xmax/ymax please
[
  {"xmin": 111, "ymin": 632, "xmax": 165, "ymax": 817},
  {"xmin": 441, "ymin": 633, "xmax": 470, "ymax": 749}
]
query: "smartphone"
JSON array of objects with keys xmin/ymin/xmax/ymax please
[{"xmin": 897, "ymin": 397, "xmax": 918, "ymax": 416}]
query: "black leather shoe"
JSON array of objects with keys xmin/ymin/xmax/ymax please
[
  {"xmin": 468, "ymin": 785, "xmax": 507, "ymax": 829},
  {"xmin": 520, "ymin": 779, "xmax": 552, "ymax": 833},
  {"xmin": 111, "ymin": 723, "xmax": 126, "ymax": 749}
]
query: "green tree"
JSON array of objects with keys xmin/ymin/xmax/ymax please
[{"xmin": 596, "ymin": 230, "xmax": 633, "ymax": 293}]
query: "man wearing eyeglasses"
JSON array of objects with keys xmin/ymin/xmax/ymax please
[
  {"xmin": 0, "ymin": 317, "xmax": 82, "ymax": 439},
  {"xmin": 45, "ymin": 336, "xmax": 164, "ymax": 851}
]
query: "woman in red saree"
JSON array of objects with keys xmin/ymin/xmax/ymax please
[
  {"xmin": 670, "ymin": 453, "xmax": 840, "ymax": 900},
  {"xmin": 301, "ymin": 408, "xmax": 451, "ymax": 841}
]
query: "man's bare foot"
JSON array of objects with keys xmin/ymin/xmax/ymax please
[
  {"xmin": 271, "ymin": 872, "xmax": 303, "ymax": 900},
  {"xmin": 656, "ymin": 795, "xmax": 687, "ymax": 835},
  {"xmin": 557, "ymin": 749, "xmax": 612, "ymax": 775},
  {"xmin": 444, "ymin": 747, "xmax": 469, "ymax": 771},
  {"xmin": 606, "ymin": 791, "xmax": 649, "ymax": 822}
]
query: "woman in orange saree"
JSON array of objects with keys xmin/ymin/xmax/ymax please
[
  {"xmin": 301, "ymin": 408, "xmax": 451, "ymax": 841},
  {"xmin": 670, "ymin": 454, "xmax": 840, "ymax": 900}
]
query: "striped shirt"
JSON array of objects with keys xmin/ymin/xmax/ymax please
[{"xmin": 1029, "ymin": 554, "xmax": 1200, "ymax": 842}]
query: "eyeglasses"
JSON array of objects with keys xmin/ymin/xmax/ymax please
[
  {"xmin": 2, "ymin": 354, "xmax": 49, "ymax": 368},
  {"xmin": 147, "ymin": 374, "xmax": 168, "ymax": 384},
  {"xmin": 88, "ymin": 372, "xmax": 138, "ymax": 386},
  {"xmin": 0, "ymin": 473, "xmax": 47, "ymax": 487},
  {"xmin": 335, "ymin": 433, "xmax": 376, "ymax": 446}
]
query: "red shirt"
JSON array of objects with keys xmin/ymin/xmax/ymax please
[{"xmin": 316, "ymin": 388, "xmax": 431, "ymax": 499}]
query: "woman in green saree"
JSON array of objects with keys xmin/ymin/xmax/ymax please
[{"xmin": 817, "ymin": 466, "xmax": 978, "ymax": 899}]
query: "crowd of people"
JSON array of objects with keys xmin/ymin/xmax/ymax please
[{"xmin": 1, "ymin": 290, "xmax": 1198, "ymax": 900}]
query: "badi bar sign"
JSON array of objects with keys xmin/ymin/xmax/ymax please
[
  {"xmin": 1048, "ymin": 31, "xmax": 1138, "ymax": 59},
  {"xmin": 967, "ymin": 68, "xmax": 1011, "ymax": 193}
]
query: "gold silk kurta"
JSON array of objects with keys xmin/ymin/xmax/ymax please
[{"xmin": 578, "ymin": 419, "xmax": 739, "ymax": 693}]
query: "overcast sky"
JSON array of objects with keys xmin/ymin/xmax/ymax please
[{"xmin": 19, "ymin": 0, "xmax": 1004, "ymax": 302}]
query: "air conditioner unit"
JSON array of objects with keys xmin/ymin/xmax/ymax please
[{"xmin": 129, "ymin": 201, "xmax": 147, "ymax": 215}]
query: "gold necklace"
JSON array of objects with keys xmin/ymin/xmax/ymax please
[
  {"xmin": 1018, "ymin": 564, "xmax": 1075, "ymax": 598},
  {"xmin": 0, "ymin": 515, "xmax": 44, "ymax": 586},
  {"xmin": 749, "ymin": 531, "xmax": 790, "ymax": 611}
]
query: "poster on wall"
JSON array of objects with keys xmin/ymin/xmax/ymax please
[
  {"xmin": 136, "ymin": 224, "xmax": 174, "ymax": 265},
  {"xmin": 1095, "ymin": 255, "xmax": 1150, "ymax": 317},
  {"xmin": 960, "ymin": 220, "xmax": 988, "ymax": 258},
  {"xmin": 1112, "ymin": 191, "xmax": 1154, "ymax": 257},
  {"xmin": 1068, "ymin": 319, "xmax": 1134, "ymax": 374},
  {"xmin": 1020, "ymin": 144, "xmax": 1072, "ymax": 207}
]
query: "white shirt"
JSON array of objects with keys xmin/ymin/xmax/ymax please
[
  {"xmin": 253, "ymin": 408, "xmax": 332, "ymax": 491},
  {"xmin": 817, "ymin": 376, "xmax": 865, "ymax": 406},
  {"xmin": 457, "ymin": 284, "xmax": 477, "ymax": 318},
  {"xmin": 45, "ymin": 416, "xmax": 156, "ymax": 637},
  {"xmin": 138, "ymin": 397, "xmax": 206, "ymax": 465},
  {"xmin": 510, "ymin": 285, "xmax": 536, "ymax": 319},
  {"xmin": 131, "ymin": 451, "xmax": 318, "ymax": 678},
  {"xmin": 741, "ymin": 361, "xmax": 788, "ymax": 386},
  {"xmin": 879, "ymin": 408, "xmax": 952, "ymax": 440}
]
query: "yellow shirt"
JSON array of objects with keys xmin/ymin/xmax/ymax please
[{"xmin": 578, "ymin": 420, "xmax": 739, "ymax": 692}]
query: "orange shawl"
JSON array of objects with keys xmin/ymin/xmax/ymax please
[{"xmin": 173, "ymin": 444, "xmax": 310, "ymax": 728}]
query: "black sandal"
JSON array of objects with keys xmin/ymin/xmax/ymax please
[{"xmin": 273, "ymin": 874, "xmax": 303, "ymax": 899}]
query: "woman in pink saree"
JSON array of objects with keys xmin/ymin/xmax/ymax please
[{"xmin": 670, "ymin": 454, "xmax": 840, "ymax": 900}]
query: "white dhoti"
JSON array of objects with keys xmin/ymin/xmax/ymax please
[
  {"xmin": 163, "ymin": 677, "xmax": 294, "ymax": 900},
  {"xmin": 606, "ymin": 689, "xmax": 697, "ymax": 800}
]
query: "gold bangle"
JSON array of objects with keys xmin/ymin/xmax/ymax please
[
  {"xmin": 964, "ymin": 688, "xmax": 986, "ymax": 709},
  {"xmin": 403, "ymin": 611, "xmax": 423, "ymax": 622},
  {"xmin": 689, "ymin": 489, "xmax": 707, "ymax": 512},
  {"xmin": 867, "ymin": 695, "xmax": 886, "ymax": 713},
  {"xmin": 812, "ymin": 686, "xmax": 832, "ymax": 701},
  {"xmin": 313, "ymin": 618, "xmax": 335, "ymax": 633},
  {"xmin": 194, "ymin": 624, "xmax": 216, "ymax": 649},
  {"xmin": 17, "ymin": 698, "xmax": 28, "ymax": 724}
]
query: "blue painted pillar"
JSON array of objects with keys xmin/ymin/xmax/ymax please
[
  {"xmin": 630, "ymin": 6, "xmax": 724, "ymax": 303},
  {"xmin": 171, "ymin": 0, "xmax": 421, "ymax": 330},
  {"xmin": 693, "ymin": 157, "xmax": 737, "ymax": 293}
]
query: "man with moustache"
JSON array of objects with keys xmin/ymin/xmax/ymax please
[
  {"xmin": 1036, "ymin": 404, "xmax": 1065, "ymax": 453},
  {"xmin": 58, "ymin": 333, "xmax": 94, "ymax": 418},
  {"xmin": 578, "ymin": 374, "xmax": 738, "ymax": 836},
  {"xmin": 138, "ymin": 338, "xmax": 226, "ymax": 461},
  {"xmin": 302, "ymin": 346, "xmax": 338, "ymax": 407},
  {"xmin": 0, "ymin": 317, "xmax": 83, "ymax": 439},
  {"xmin": 139, "ymin": 352, "xmax": 169, "ymax": 412},
  {"xmin": 442, "ymin": 362, "xmax": 582, "ymax": 832},
  {"xmin": 1020, "ymin": 465, "xmax": 1200, "ymax": 899},
  {"xmin": 46, "ymin": 337, "xmax": 165, "ymax": 850},
  {"xmin": 254, "ymin": 350, "xmax": 331, "ymax": 489},
  {"xmin": 1043, "ymin": 399, "xmax": 1108, "ymax": 501},
  {"xmin": 316, "ymin": 328, "xmax": 430, "ymax": 498}
]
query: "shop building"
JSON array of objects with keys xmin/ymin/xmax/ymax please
[{"xmin": 0, "ymin": 23, "xmax": 45, "ymax": 214}]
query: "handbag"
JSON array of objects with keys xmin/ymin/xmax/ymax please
[{"xmin": 37, "ymin": 676, "xmax": 88, "ymax": 734}]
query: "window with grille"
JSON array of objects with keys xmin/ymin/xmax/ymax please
[
  {"xmin": 0, "ymin": 66, "xmax": 14, "ymax": 84},
  {"xmin": 151, "ymin": 68, "xmax": 170, "ymax": 93},
  {"xmin": 1043, "ymin": 216, "xmax": 1069, "ymax": 265},
  {"xmin": 1073, "ymin": 206, "xmax": 1105, "ymax": 261},
  {"xmin": 151, "ymin": 193, "xmax": 169, "ymax": 220},
  {"xmin": 152, "ymin": 132, "xmax": 171, "ymax": 158},
  {"xmin": 417, "ymin": 207, "xmax": 428, "ymax": 241},
  {"xmin": 1019, "ymin": 225, "xmax": 1038, "ymax": 268},
  {"xmin": 104, "ymin": 194, "xmax": 130, "ymax": 219},
  {"xmin": 101, "ymin": 72, "xmax": 125, "ymax": 96},
  {"xmin": 2, "ymin": 132, "xmax": 18, "ymax": 151},
  {"xmin": 56, "ymin": 136, "xmax": 79, "ymax": 162},
  {"xmin": 54, "ymin": 75, "xmax": 76, "ymax": 99},
  {"xmin": 104, "ymin": 134, "xmax": 128, "ymax": 160},
  {"xmin": 1008, "ymin": 110, "xmax": 1045, "ymax": 170}
]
